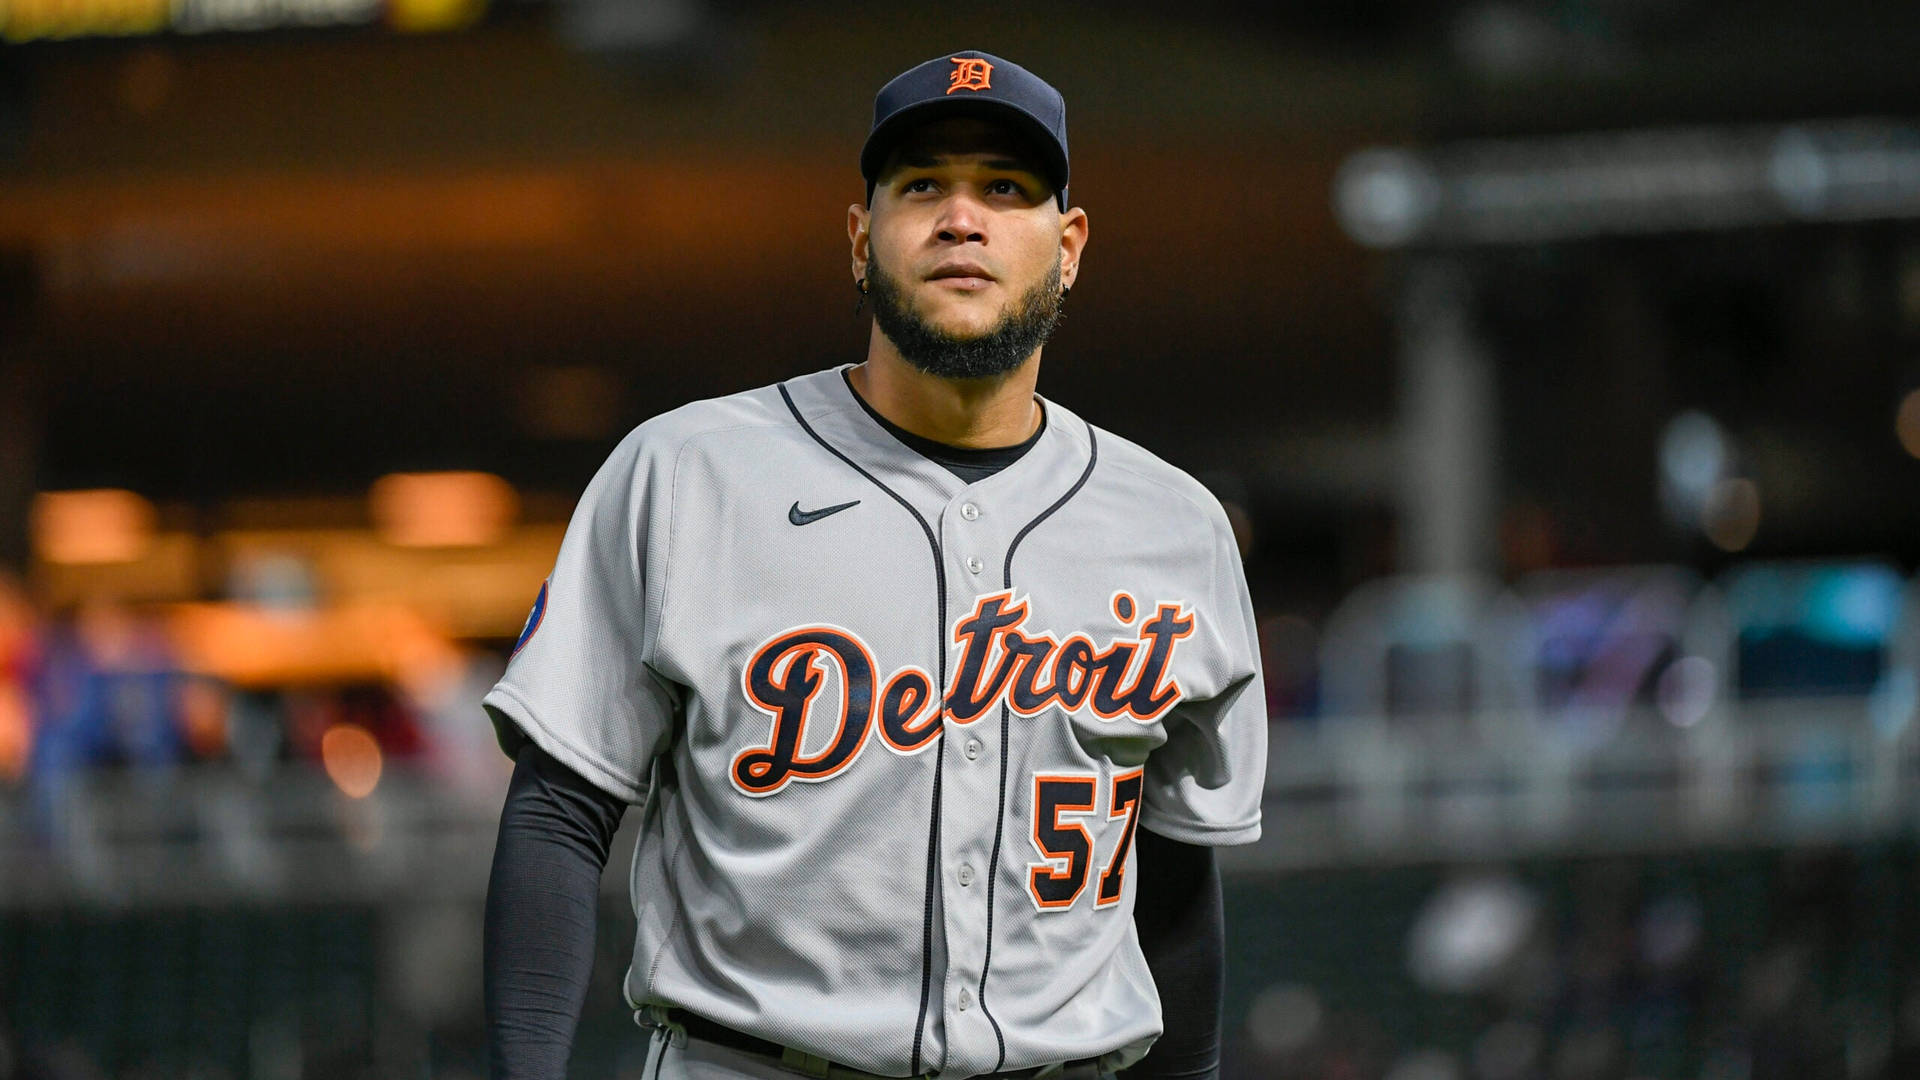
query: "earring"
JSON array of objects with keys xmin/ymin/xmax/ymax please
[
  {"xmin": 1061, "ymin": 285, "xmax": 1071, "ymax": 301},
  {"xmin": 854, "ymin": 277, "xmax": 868, "ymax": 316}
]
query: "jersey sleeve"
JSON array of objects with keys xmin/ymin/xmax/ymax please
[
  {"xmin": 1138, "ymin": 507, "xmax": 1268, "ymax": 846},
  {"xmin": 482, "ymin": 428, "xmax": 677, "ymax": 806}
]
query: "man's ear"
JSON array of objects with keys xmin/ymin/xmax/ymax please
[
  {"xmin": 1058, "ymin": 206, "xmax": 1089, "ymax": 289},
  {"xmin": 848, "ymin": 204, "xmax": 871, "ymax": 282}
]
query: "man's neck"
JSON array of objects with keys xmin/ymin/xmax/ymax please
[{"xmin": 850, "ymin": 336, "xmax": 1042, "ymax": 449}]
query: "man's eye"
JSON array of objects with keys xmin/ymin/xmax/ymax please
[
  {"xmin": 988, "ymin": 179, "xmax": 1023, "ymax": 195},
  {"xmin": 904, "ymin": 178, "xmax": 936, "ymax": 192}
]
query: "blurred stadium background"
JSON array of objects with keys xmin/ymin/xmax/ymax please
[{"xmin": 4, "ymin": 1, "xmax": 1920, "ymax": 1078}]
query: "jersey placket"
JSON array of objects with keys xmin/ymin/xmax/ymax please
[{"xmin": 933, "ymin": 489, "xmax": 1011, "ymax": 1077}]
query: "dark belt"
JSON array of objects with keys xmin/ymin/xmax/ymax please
[{"xmin": 652, "ymin": 1007, "xmax": 1104, "ymax": 1080}]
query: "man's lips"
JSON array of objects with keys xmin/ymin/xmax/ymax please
[{"xmin": 928, "ymin": 262, "xmax": 995, "ymax": 290}]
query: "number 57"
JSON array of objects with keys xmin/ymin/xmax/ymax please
[{"xmin": 1027, "ymin": 769, "xmax": 1144, "ymax": 912}]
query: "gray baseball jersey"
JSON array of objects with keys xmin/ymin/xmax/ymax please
[{"xmin": 483, "ymin": 365, "xmax": 1267, "ymax": 1078}]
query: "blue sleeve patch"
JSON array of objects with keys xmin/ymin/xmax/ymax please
[{"xmin": 511, "ymin": 580, "xmax": 550, "ymax": 657}]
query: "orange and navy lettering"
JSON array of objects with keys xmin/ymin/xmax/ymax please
[
  {"xmin": 945, "ymin": 590, "xmax": 1195, "ymax": 725},
  {"xmin": 732, "ymin": 626, "xmax": 890, "ymax": 796},
  {"xmin": 880, "ymin": 666, "xmax": 941, "ymax": 754},
  {"xmin": 729, "ymin": 592, "xmax": 1197, "ymax": 797},
  {"xmin": 947, "ymin": 56, "xmax": 993, "ymax": 94},
  {"xmin": 1096, "ymin": 769, "xmax": 1145, "ymax": 907},
  {"xmin": 1027, "ymin": 768, "xmax": 1145, "ymax": 913},
  {"xmin": 1028, "ymin": 774, "xmax": 1098, "ymax": 910}
]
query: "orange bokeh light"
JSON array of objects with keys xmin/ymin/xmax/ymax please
[
  {"xmin": 0, "ymin": 687, "xmax": 28, "ymax": 782},
  {"xmin": 30, "ymin": 489, "xmax": 157, "ymax": 565},
  {"xmin": 178, "ymin": 679, "xmax": 230, "ymax": 759},
  {"xmin": 369, "ymin": 471, "xmax": 518, "ymax": 549},
  {"xmin": 321, "ymin": 723, "xmax": 383, "ymax": 798}
]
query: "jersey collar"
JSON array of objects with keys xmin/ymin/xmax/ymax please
[{"xmin": 779, "ymin": 365, "xmax": 1094, "ymax": 526}]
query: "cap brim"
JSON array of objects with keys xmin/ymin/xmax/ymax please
[{"xmin": 860, "ymin": 97, "xmax": 1069, "ymax": 202}]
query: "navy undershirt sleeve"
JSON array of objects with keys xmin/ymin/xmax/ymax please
[
  {"xmin": 484, "ymin": 738, "xmax": 629, "ymax": 1080},
  {"xmin": 1121, "ymin": 829, "xmax": 1226, "ymax": 1080}
]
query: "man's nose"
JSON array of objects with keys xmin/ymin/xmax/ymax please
[{"xmin": 934, "ymin": 191, "xmax": 989, "ymax": 244}]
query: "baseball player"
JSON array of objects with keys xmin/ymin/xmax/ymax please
[{"xmin": 483, "ymin": 50, "xmax": 1267, "ymax": 1080}]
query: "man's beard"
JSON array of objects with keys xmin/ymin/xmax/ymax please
[{"xmin": 867, "ymin": 254, "xmax": 1064, "ymax": 381}]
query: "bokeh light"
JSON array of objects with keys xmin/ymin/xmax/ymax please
[
  {"xmin": 1244, "ymin": 983, "xmax": 1324, "ymax": 1058},
  {"xmin": 29, "ymin": 489, "xmax": 157, "ymax": 565},
  {"xmin": 369, "ymin": 471, "xmax": 518, "ymax": 549},
  {"xmin": 321, "ymin": 723, "xmax": 384, "ymax": 799},
  {"xmin": 0, "ymin": 685, "xmax": 27, "ymax": 782},
  {"xmin": 1897, "ymin": 388, "xmax": 1920, "ymax": 458},
  {"xmin": 1657, "ymin": 655, "xmax": 1718, "ymax": 728},
  {"xmin": 1702, "ymin": 477, "xmax": 1761, "ymax": 552}
]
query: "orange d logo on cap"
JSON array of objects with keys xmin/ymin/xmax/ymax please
[{"xmin": 947, "ymin": 56, "xmax": 993, "ymax": 94}]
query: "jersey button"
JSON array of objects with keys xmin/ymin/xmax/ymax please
[
  {"xmin": 958, "ymin": 988, "xmax": 973, "ymax": 1011},
  {"xmin": 966, "ymin": 556, "xmax": 984, "ymax": 575},
  {"xmin": 958, "ymin": 864, "xmax": 975, "ymax": 886},
  {"xmin": 960, "ymin": 502, "xmax": 980, "ymax": 521},
  {"xmin": 963, "ymin": 738, "xmax": 982, "ymax": 760}
]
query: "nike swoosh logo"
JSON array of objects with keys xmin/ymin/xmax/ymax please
[{"xmin": 789, "ymin": 499, "xmax": 861, "ymax": 526}]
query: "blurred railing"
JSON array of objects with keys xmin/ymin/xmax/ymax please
[
  {"xmin": 4, "ymin": 701, "xmax": 1916, "ymax": 905},
  {"xmin": 6, "ymin": 557, "xmax": 1920, "ymax": 904},
  {"xmin": 1234, "ymin": 556, "xmax": 1920, "ymax": 868},
  {"xmin": 1232, "ymin": 698, "xmax": 1917, "ymax": 872},
  {"xmin": 0, "ymin": 765, "xmax": 511, "ymax": 908}
]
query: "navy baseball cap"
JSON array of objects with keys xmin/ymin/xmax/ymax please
[{"xmin": 861, "ymin": 50, "xmax": 1070, "ymax": 211}]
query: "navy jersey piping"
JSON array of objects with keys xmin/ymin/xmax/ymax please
[
  {"xmin": 978, "ymin": 426, "xmax": 1100, "ymax": 1071},
  {"xmin": 777, "ymin": 383, "xmax": 948, "ymax": 1075}
]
